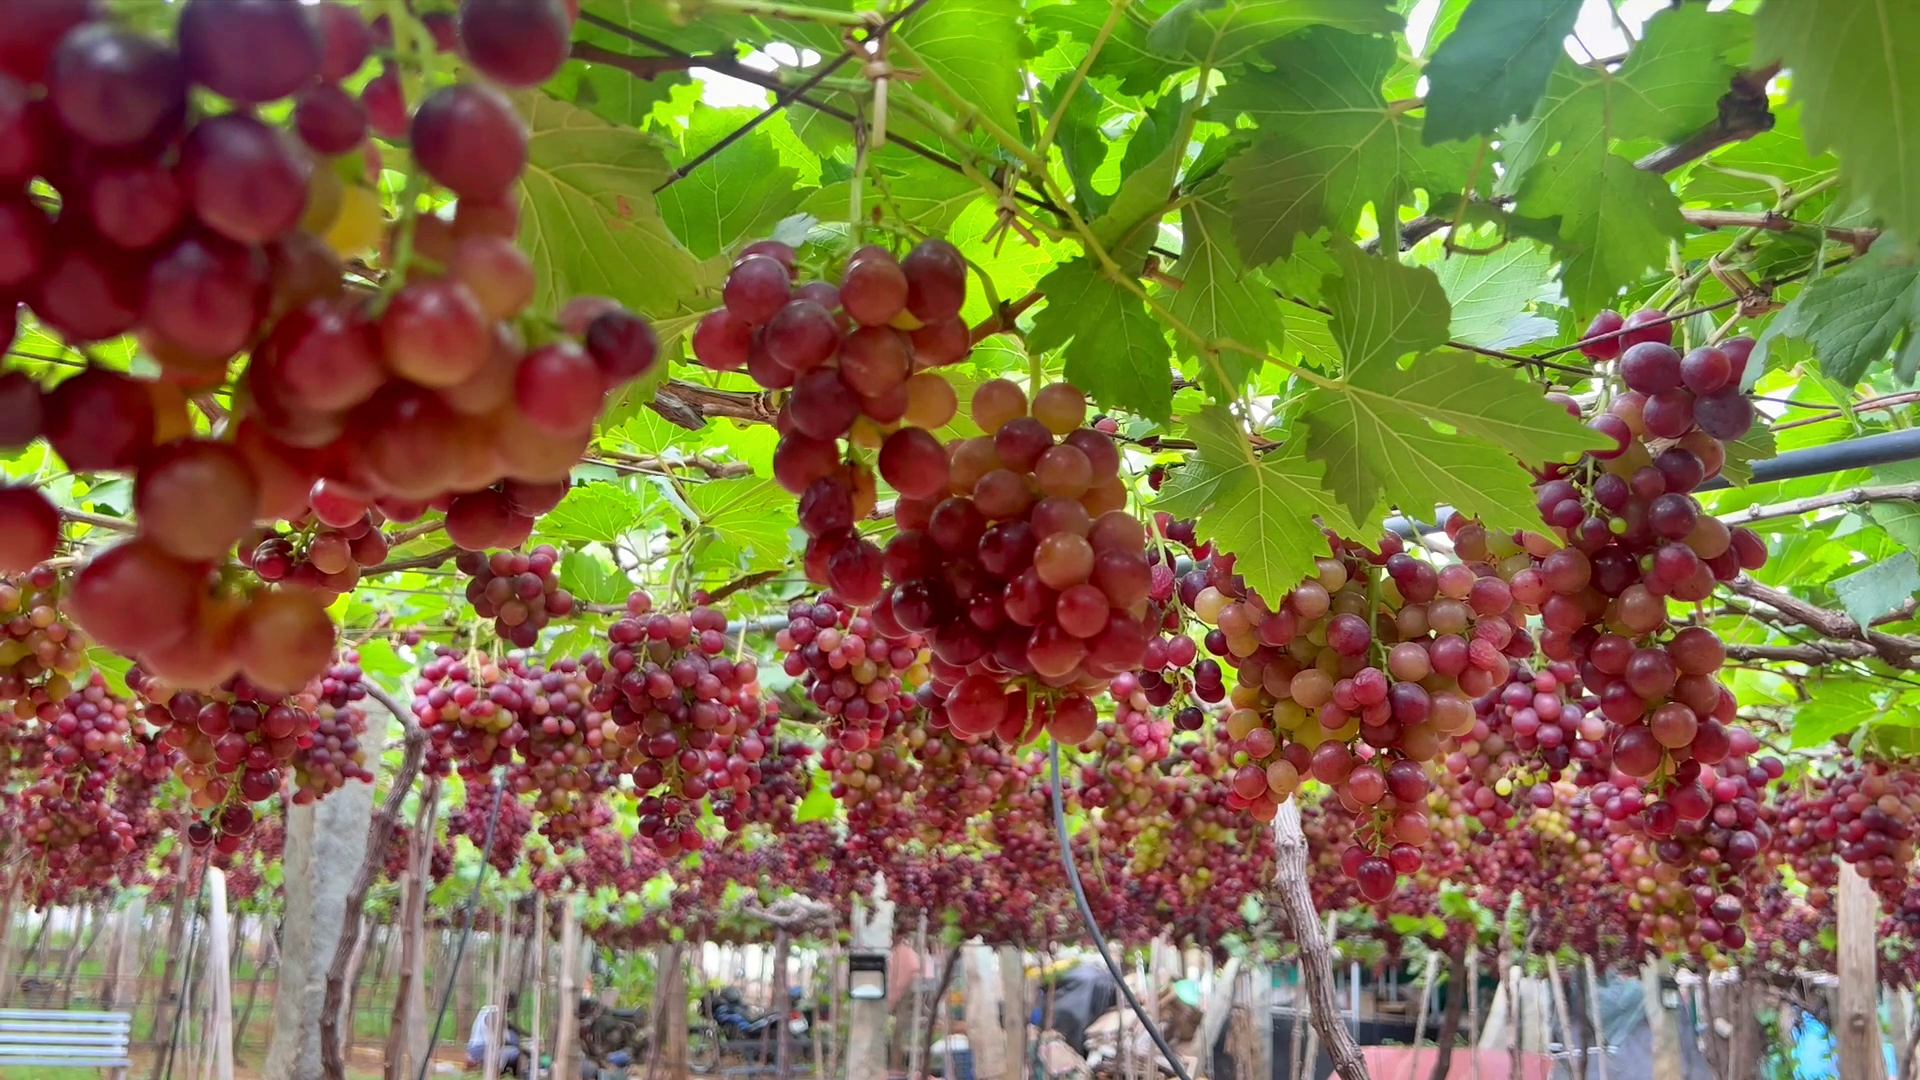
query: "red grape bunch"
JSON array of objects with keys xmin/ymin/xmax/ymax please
[
  {"xmin": 241, "ymin": 506, "xmax": 393, "ymax": 600},
  {"xmin": 456, "ymin": 545, "xmax": 578, "ymax": 647},
  {"xmin": 0, "ymin": 566, "xmax": 90, "ymax": 720},
  {"xmin": 291, "ymin": 651, "xmax": 376, "ymax": 803},
  {"xmin": 129, "ymin": 663, "xmax": 334, "ymax": 845},
  {"xmin": 1775, "ymin": 748, "xmax": 1920, "ymax": 911},
  {"xmin": 582, "ymin": 591, "xmax": 764, "ymax": 856},
  {"xmin": 412, "ymin": 647, "xmax": 529, "ymax": 778},
  {"xmin": 0, "ymin": 0, "xmax": 649, "ymax": 697},
  {"xmin": 12, "ymin": 675, "xmax": 157, "ymax": 903},
  {"xmin": 710, "ymin": 698, "xmax": 814, "ymax": 831},
  {"xmin": 777, "ymin": 594, "xmax": 928, "ymax": 752},
  {"xmin": 503, "ymin": 657, "xmax": 617, "ymax": 842}
]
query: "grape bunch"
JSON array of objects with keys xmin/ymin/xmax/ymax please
[
  {"xmin": 291, "ymin": 652, "xmax": 375, "ymax": 802},
  {"xmin": 1582, "ymin": 309, "xmax": 1756, "ymax": 444},
  {"xmin": 13, "ymin": 675, "xmax": 157, "ymax": 901},
  {"xmin": 776, "ymin": 594, "xmax": 927, "ymax": 751},
  {"xmin": 413, "ymin": 647, "xmax": 528, "ymax": 777},
  {"xmin": 582, "ymin": 592, "xmax": 764, "ymax": 856},
  {"xmin": 0, "ymin": 566, "xmax": 89, "ymax": 719},
  {"xmin": 456, "ymin": 544, "xmax": 578, "ymax": 647},
  {"xmin": 1447, "ymin": 660, "xmax": 1606, "ymax": 828},
  {"xmin": 0, "ymin": 0, "xmax": 650, "ymax": 696},
  {"xmin": 447, "ymin": 790, "xmax": 534, "ymax": 874},
  {"xmin": 710, "ymin": 699, "xmax": 814, "ymax": 831},
  {"xmin": 241, "ymin": 502, "xmax": 395, "ymax": 599},
  {"xmin": 129, "ymin": 664, "xmax": 329, "ymax": 843},
  {"xmin": 503, "ymin": 657, "xmax": 616, "ymax": 842},
  {"xmin": 877, "ymin": 379, "xmax": 1146, "ymax": 743},
  {"xmin": 1776, "ymin": 748, "xmax": 1920, "ymax": 911}
]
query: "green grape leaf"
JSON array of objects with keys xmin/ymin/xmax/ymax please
[
  {"xmin": 1831, "ymin": 553, "xmax": 1920, "ymax": 629},
  {"xmin": 1146, "ymin": 0, "xmax": 1398, "ymax": 67},
  {"xmin": 1300, "ymin": 249, "xmax": 1602, "ymax": 530},
  {"xmin": 1031, "ymin": 2, "xmax": 1185, "ymax": 95},
  {"xmin": 85, "ymin": 647, "xmax": 133, "ymax": 697},
  {"xmin": 353, "ymin": 639, "xmax": 413, "ymax": 687},
  {"xmin": 1039, "ymin": 77, "xmax": 1114, "ymax": 220},
  {"xmin": 1153, "ymin": 406, "xmax": 1351, "ymax": 602},
  {"xmin": 1719, "ymin": 422, "xmax": 1777, "ymax": 488},
  {"xmin": 657, "ymin": 109, "xmax": 808, "ymax": 260},
  {"xmin": 795, "ymin": 768, "xmax": 838, "ymax": 824},
  {"xmin": 1757, "ymin": 0, "xmax": 1920, "ymax": 244},
  {"xmin": 808, "ymin": 150, "xmax": 981, "ymax": 236},
  {"xmin": 1523, "ymin": 154, "xmax": 1688, "ymax": 312},
  {"xmin": 537, "ymin": 482, "xmax": 652, "ymax": 545},
  {"xmin": 1429, "ymin": 242, "xmax": 1559, "ymax": 350},
  {"xmin": 1681, "ymin": 109, "xmax": 1839, "ymax": 209},
  {"xmin": 561, "ymin": 550, "xmax": 630, "ymax": 607},
  {"xmin": 683, "ymin": 477, "xmax": 795, "ymax": 571},
  {"xmin": 1163, "ymin": 178, "xmax": 1284, "ymax": 393},
  {"xmin": 1421, "ymin": 0, "xmax": 1583, "ymax": 144},
  {"xmin": 518, "ymin": 94, "xmax": 716, "ymax": 320},
  {"xmin": 1791, "ymin": 679, "xmax": 1883, "ymax": 748},
  {"xmin": 896, "ymin": 0, "xmax": 1024, "ymax": 137},
  {"xmin": 1027, "ymin": 258, "xmax": 1175, "ymax": 421},
  {"xmin": 1758, "ymin": 244, "xmax": 1920, "ymax": 386},
  {"xmin": 1218, "ymin": 29, "xmax": 1469, "ymax": 265},
  {"xmin": 1869, "ymin": 464, "xmax": 1920, "ymax": 551},
  {"xmin": 1496, "ymin": 7, "xmax": 1747, "ymax": 307},
  {"xmin": 1091, "ymin": 94, "xmax": 1188, "ymax": 258}
]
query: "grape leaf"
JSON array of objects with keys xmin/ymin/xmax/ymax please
[
  {"xmin": 657, "ymin": 109, "xmax": 807, "ymax": 260},
  {"xmin": 1831, "ymin": 553, "xmax": 1920, "ymax": 628},
  {"xmin": 1719, "ymin": 422, "xmax": 1777, "ymax": 488},
  {"xmin": 1429, "ymin": 240, "xmax": 1558, "ymax": 349},
  {"xmin": 1681, "ymin": 109, "xmax": 1839, "ymax": 209},
  {"xmin": 1153, "ymin": 406, "xmax": 1349, "ymax": 602},
  {"xmin": 1039, "ymin": 77, "xmax": 1114, "ymax": 219},
  {"xmin": 1027, "ymin": 258, "xmax": 1175, "ymax": 421},
  {"xmin": 1300, "ymin": 248, "xmax": 1603, "ymax": 530},
  {"xmin": 896, "ymin": 0, "xmax": 1024, "ymax": 137},
  {"xmin": 85, "ymin": 647, "xmax": 132, "ymax": 697},
  {"xmin": 1421, "ymin": 0, "xmax": 1582, "ymax": 145},
  {"xmin": 518, "ymin": 95, "xmax": 716, "ymax": 320},
  {"xmin": 683, "ymin": 477, "xmax": 796, "ymax": 572},
  {"xmin": 1217, "ymin": 29, "xmax": 1469, "ymax": 265},
  {"xmin": 1758, "ymin": 244, "xmax": 1920, "ymax": 386},
  {"xmin": 561, "ymin": 550, "xmax": 629, "ymax": 607},
  {"xmin": 807, "ymin": 151, "xmax": 980, "ymax": 236},
  {"xmin": 1031, "ymin": 2, "xmax": 1184, "ymax": 96},
  {"xmin": 1495, "ymin": 8, "xmax": 1747, "ymax": 307},
  {"xmin": 1756, "ymin": 0, "xmax": 1920, "ymax": 246},
  {"xmin": 352, "ymin": 639, "xmax": 412, "ymax": 687},
  {"xmin": 1163, "ymin": 178, "xmax": 1284, "ymax": 393},
  {"xmin": 537, "ymin": 482, "xmax": 652, "ymax": 545},
  {"xmin": 1790, "ymin": 679, "xmax": 1883, "ymax": 748},
  {"xmin": 1146, "ymin": 0, "xmax": 1398, "ymax": 67},
  {"xmin": 795, "ymin": 768, "xmax": 838, "ymax": 824}
]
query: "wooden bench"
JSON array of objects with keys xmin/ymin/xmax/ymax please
[{"xmin": 0, "ymin": 1008, "xmax": 133, "ymax": 1076}]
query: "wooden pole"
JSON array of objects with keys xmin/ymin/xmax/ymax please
[
  {"xmin": 202, "ymin": 869, "xmax": 234, "ymax": 1080},
  {"xmin": 1583, "ymin": 955, "xmax": 1609, "ymax": 1080},
  {"xmin": 1272, "ymin": 802, "xmax": 1369, "ymax": 1080},
  {"xmin": 1409, "ymin": 952, "xmax": 1437, "ymax": 1080},
  {"xmin": 552, "ymin": 897, "xmax": 580, "ymax": 1080},
  {"xmin": 1546, "ymin": 955, "xmax": 1576, "ymax": 1079},
  {"xmin": 528, "ymin": 900, "xmax": 546, "ymax": 1080},
  {"xmin": 846, "ymin": 879, "xmax": 895, "ymax": 1079},
  {"xmin": 0, "ymin": 871, "xmax": 19, "ymax": 1010},
  {"xmin": 485, "ymin": 903, "xmax": 515, "ymax": 1080},
  {"xmin": 1640, "ymin": 960, "xmax": 1682, "ymax": 1080},
  {"xmin": 1840, "ymin": 862, "xmax": 1890, "ymax": 1080},
  {"xmin": 963, "ymin": 946, "xmax": 1007, "ymax": 1079},
  {"xmin": 150, "ymin": 844, "xmax": 196, "ymax": 1064}
]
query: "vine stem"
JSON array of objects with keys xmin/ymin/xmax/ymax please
[{"xmin": 1034, "ymin": 0, "xmax": 1128, "ymax": 161}]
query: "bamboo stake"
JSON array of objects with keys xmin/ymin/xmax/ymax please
[
  {"xmin": 528, "ymin": 901, "xmax": 546, "ymax": 1080},
  {"xmin": 1583, "ymin": 955, "xmax": 1609, "ymax": 1080},
  {"xmin": 1411, "ymin": 952, "xmax": 1438, "ymax": 1079},
  {"xmin": 202, "ymin": 869, "xmax": 233, "ymax": 1080}
]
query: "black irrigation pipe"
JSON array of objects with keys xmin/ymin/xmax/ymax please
[
  {"xmin": 1048, "ymin": 740, "xmax": 1194, "ymax": 1080},
  {"xmin": 414, "ymin": 774, "xmax": 508, "ymax": 1080},
  {"xmin": 1383, "ymin": 427, "xmax": 1920, "ymax": 539}
]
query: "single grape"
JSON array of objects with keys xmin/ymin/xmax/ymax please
[
  {"xmin": 178, "ymin": 0, "xmax": 322, "ymax": 103},
  {"xmin": 457, "ymin": 0, "xmax": 572, "ymax": 88},
  {"xmin": 411, "ymin": 84, "xmax": 528, "ymax": 201}
]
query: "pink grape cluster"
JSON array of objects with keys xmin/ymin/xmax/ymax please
[
  {"xmin": 456, "ymin": 544, "xmax": 578, "ymax": 647},
  {"xmin": 0, "ymin": 566, "xmax": 89, "ymax": 720}
]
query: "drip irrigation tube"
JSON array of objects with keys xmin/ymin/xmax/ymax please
[
  {"xmin": 414, "ymin": 773, "xmax": 508, "ymax": 1080},
  {"xmin": 1049, "ymin": 739, "xmax": 1195, "ymax": 1080}
]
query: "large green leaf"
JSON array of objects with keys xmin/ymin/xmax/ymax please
[
  {"xmin": 1831, "ymin": 554, "xmax": 1920, "ymax": 628},
  {"xmin": 1758, "ymin": 244, "xmax": 1920, "ymax": 386},
  {"xmin": 1031, "ymin": 1, "xmax": 1185, "ymax": 95},
  {"xmin": 518, "ymin": 95, "xmax": 715, "ymax": 319},
  {"xmin": 657, "ymin": 109, "xmax": 809, "ymax": 260},
  {"xmin": 1790, "ymin": 680, "xmax": 1883, "ymax": 748},
  {"xmin": 1421, "ymin": 0, "xmax": 1582, "ymax": 144},
  {"xmin": 1146, "ymin": 0, "xmax": 1398, "ymax": 67},
  {"xmin": 1090, "ymin": 93, "xmax": 1189, "ymax": 258},
  {"xmin": 1497, "ymin": 7, "xmax": 1747, "ymax": 307},
  {"xmin": 537, "ymin": 482, "xmax": 653, "ymax": 545},
  {"xmin": 1218, "ymin": 30, "xmax": 1469, "ymax": 265},
  {"xmin": 683, "ymin": 477, "xmax": 795, "ymax": 572},
  {"xmin": 561, "ymin": 550, "xmax": 630, "ymax": 607},
  {"xmin": 1162, "ymin": 178, "xmax": 1284, "ymax": 393},
  {"xmin": 896, "ymin": 0, "xmax": 1025, "ymax": 137},
  {"xmin": 1300, "ymin": 248, "xmax": 1602, "ymax": 529},
  {"xmin": 1757, "ymin": 0, "xmax": 1920, "ymax": 245},
  {"xmin": 1153, "ymin": 407, "xmax": 1352, "ymax": 601},
  {"xmin": 1429, "ymin": 240, "xmax": 1557, "ymax": 349},
  {"xmin": 1027, "ymin": 258, "xmax": 1175, "ymax": 421}
]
